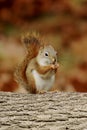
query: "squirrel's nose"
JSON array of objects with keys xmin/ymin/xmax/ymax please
[{"xmin": 52, "ymin": 58, "xmax": 56, "ymax": 64}]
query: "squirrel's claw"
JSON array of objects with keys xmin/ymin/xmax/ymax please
[
  {"xmin": 37, "ymin": 90, "xmax": 47, "ymax": 94},
  {"xmin": 51, "ymin": 63, "xmax": 59, "ymax": 70}
]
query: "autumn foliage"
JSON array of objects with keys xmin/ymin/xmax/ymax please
[{"xmin": 0, "ymin": 0, "xmax": 87, "ymax": 92}]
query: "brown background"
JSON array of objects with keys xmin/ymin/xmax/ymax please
[{"xmin": 0, "ymin": 0, "xmax": 87, "ymax": 92}]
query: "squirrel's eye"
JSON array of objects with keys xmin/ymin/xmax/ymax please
[{"xmin": 45, "ymin": 52, "xmax": 49, "ymax": 56}]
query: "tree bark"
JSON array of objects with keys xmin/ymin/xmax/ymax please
[{"xmin": 0, "ymin": 92, "xmax": 87, "ymax": 130}]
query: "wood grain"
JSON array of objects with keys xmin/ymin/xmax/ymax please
[{"xmin": 0, "ymin": 92, "xmax": 87, "ymax": 130}]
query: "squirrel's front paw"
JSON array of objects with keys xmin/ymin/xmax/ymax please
[
  {"xmin": 37, "ymin": 90, "xmax": 47, "ymax": 94},
  {"xmin": 51, "ymin": 63, "xmax": 59, "ymax": 70}
]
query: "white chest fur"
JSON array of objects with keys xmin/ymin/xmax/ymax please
[{"xmin": 32, "ymin": 70, "xmax": 55, "ymax": 91}]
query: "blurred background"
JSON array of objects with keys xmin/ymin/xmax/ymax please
[{"xmin": 0, "ymin": 0, "xmax": 87, "ymax": 92}]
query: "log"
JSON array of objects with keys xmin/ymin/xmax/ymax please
[{"xmin": 0, "ymin": 92, "xmax": 87, "ymax": 130}]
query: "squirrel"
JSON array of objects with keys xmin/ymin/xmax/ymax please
[{"xmin": 14, "ymin": 32, "xmax": 59, "ymax": 94}]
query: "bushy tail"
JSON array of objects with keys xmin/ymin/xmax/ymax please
[
  {"xmin": 22, "ymin": 31, "xmax": 41, "ymax": 59},
  {"xmin": 15, "ymin": 31, "xmax": 42, "ymax": 86}
]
